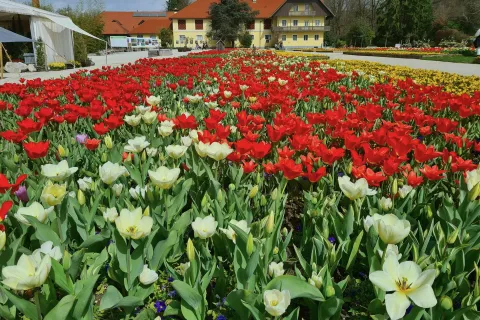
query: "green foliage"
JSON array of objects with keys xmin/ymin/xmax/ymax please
[
  {"xmin": 73, "ymin": 34, "xmax": 89, "ymax": 67},
  {"xmin": 346, "ymin": 20, "xmax": 375, "ymax": 47},
  {"xmin": 165, "ymin": 0, "xmax": 191, "ymax": 11},
  {"xmin": 208, "ymin": 0, "xmax": 258, "ymax": 46},
  {"xmin": 34, "ymin": 38, "xmax": 46, "ymax": 70},
  {"xmin": 238, "ymin": 31, "xmax": 253, "ymax": 48},
  {"xmin": 159, "ymin": 28, "xmax": 173, "ymax": 48}
]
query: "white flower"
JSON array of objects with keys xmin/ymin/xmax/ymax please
[
  {"xmin": 178, "ymin": 262, "xmax": 190, "ymax": 276},
  {"xmin": 239, "ymin": 84, "xmax": 249, "ymax": 91},
  {"xmin": 205, "ymin": 101, "xmax": 218, "ymax": 109},
  {"xmin": 146, "ymin": 147, "xmax": 158, "ymax": 157},
  {"xmin": 146, "ymin": 95, "xmax": 161, "ymax": 106},
  {"xmin": 129, "ymin": 185, "xmax": 146, "ymax": 200},
  {"xmin": 186, "ymin": 94, "xmax": 203, "ymax": 104},
  {"xmin": 191, "ymin": 215, "xmax": 218, "ymax": 239},
  {"xmin": 378, "ymin": 244, "xmax": 402, "ymax": 260},
  {"xmin": 181, "ymin": 136, "xmax": 193, "ymax": 147},
  {"xmin": 41, "ymin": 160, "xmax": 78, "ymax": 182},
  {"xmin": 103, "ymin": 207, "xmax": 119, "ymax": 223},
  {"xmin": 136, "ymin": 105, "xmax": 152, "ymax": 114},
  {"xmin": 115, "ymin": 207, "xmax": 153, "ymax": 239},
  {"xmin": 165, "ymin": 145, "xmax": 188, "ymax": 159},
  {"xmin": 0, "ymin": 229, "xmax": 5, "ymax": 251},
  {"xmin": 373, "ymin": 214, "xmax": 411, "ymax": 244},
  {"xmin": 206, "ymin": 142, "xmax": 233, "ymax": 161},
  {"xmin": 268, "ymin": 76, "xmax": 276, "ymax": 82},
  {"xmin": 264, "ymin": 289, "xmax": 291, "ymax": 317},
  {"xmin": 398, "ymin": 185, "xmax": 413, "ymax": 198},
  {"xmin": 223, "ymin": 90, "xmax": 232, "ymax": 98},
  {"xmin": 124, "ymin": 136, "xmax": 150, "ymax": 153},
  {"xmin": 363, "ymin": 215, "xmax": 376, "ymax": 232},
  {"xmin": 33, "ymin": 241, "xmax": 62, "ymax": 261},
  {"xmin": 379, "ymin": 197, "xmax": 393, "ymax": 211},
  {"xmin": 268, "ymin": 262, "xmax": 285, "ymax": 278},
  {"xmin": 41, "ymin": 182, "xmax": 68, "ymax": 207},
  {"xmin": 2, "ymin": 253, "xmax": 51, "ymax": 290},
  {"xmin": 338, "ymin": 176, "xmax": 377, "ymax": 200},
  {"xmin": 278, "ymin": 79, "xmax": 288, "ymax": 86},
  {"xmin": 15, "ymin": 202, "xmax": 53, "ymax": 225},
  {"xmin": 158, "ymin": 124, "xmax": 174, "ymax": 137},
  {"xmin": 369, "ymin": 255, "xmax": 437, "ymax": 320},
  {"xmin": 124, "ymin": 114, "xmax": 142, "ymax": 127},
  {"xmin": 142, "ymin": 111, "xmax": 157, "ymax": 124},
  {"xmin": 230, "ymin": 125, "xmax": 237, "ymax": 133},
  {"xmin": 139, "ymin": 265, "xmax": 158, "ymax": 285},
  {"xmin": 77, "ymin": 177, "xmax": 93, "ymax": 191},
  {"xmin": 148, "ymin": 166, "xmax": 180, "ymax": 189},
  {"xmin": 112, "ymin": 183, "xmax": 123, "ymax": 196},
  {"xmin": 308, "ymin": 271, "xmax": 323, "ymax": 289},
  {"xmin": 99, "ymin": 162, "xmax": 128, "ymax": 185},
  {"xmin": 194, "ymin": 142, "xmax": 210, "ymax": 157},
  {"xmin": 220, "ymin": 220, "xmax": 250, "ymax": 243},
  {"xmin": 466, "ymin": 167, "xmax": 480, "ymax": 191},
  {"xmin": 189, "ymin": 129, "xmax": 199, "ymax": 142}
]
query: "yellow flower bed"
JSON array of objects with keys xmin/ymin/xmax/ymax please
[
  {"xmin": 342, "ymin": 49, "xmax": 440, "ymax": 57},
  {"xmin": 276, "ymin": 51, "xmax": 330, "ymax": 60},
  {"xmin": 328, "ymin": 59, "xmax": 480, "ymax": 95},
  {"xmin": 48, "ymin": 62, "xmax": 66, "ymax": 70}
]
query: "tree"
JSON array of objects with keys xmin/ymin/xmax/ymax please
[
  {"xmin": 238, "ymin": 31, "xmax": 253, "ymax": 48},
  {"xmin": 159, "ymin": 28, "xmax": 173, "ymax": 48},
  {"xmin": 166, "ymin": 0, "xmax": 191, "ymax": 11},
  {"xmin": 208, "ymin": 0, "xmax": 258, "ymax": 47}
]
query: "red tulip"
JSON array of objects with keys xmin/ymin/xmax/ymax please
[
  {"xmin": 85, "ymin": 139, "xmax": 101, "ymax": 150},
  {"xmin": 23, "ymin": 141, "xmax": 50, "ymax": 159},
  {"xmin": 0, "ymin": 200, "xmax": 13, "ymax": 221}
]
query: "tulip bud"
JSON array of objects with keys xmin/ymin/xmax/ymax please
[
  {"xmin": 63, "ymin": 250, "xmax": 71, "ymax": 270},
  {"xmin": 186, "ymin": 238, "xmax": 195, "ymax": 262},
  {"xmin": 217, "ymin": 189, "xmax": 223, "ymax": 202},
  {"xmin": 469, "ymin": 183, "xmax": 480, "ymax": 201},
  {"xmin": 312, "ymin": 263, "xmax": 317, "ymax": 272},
  {"xmin": 228, "ymin": 184, "xmax": 236, "ymax": 191},
  {"xmin": 141, "ymin": 151, "xmax": 147, "ymax": 162},
  {"xmin": 147, "ymin": 187, "xmax": 154, "ymax": 202},
  {"xmin": 249, "ymin": 185, "xmax": 259, "ymax": 198},
  {"xmin": 347, "ymin": 162, "xmax": 352, "ymax": 175},
  {"xmin": 101, "ymin": 152, "xmax": 108, "ymax": 162},
  {"xmin": 246, "ymin": 233, "xmax": 254, "ymax": 257},
  {"xmin": 266, "ymin": 212, "xmax": 275, "ymax": 234},
  {"xmin": 273, "ymin": 247, "xmax": 279, "ymax": 255},
  {"xmin": 271, "ymin": 188, "xmax": 278, "ymax": 201},
  {"xmin": 281, "ymin": 227, "xmax": 288, "ymax": 237},
  {"xmin": 104, "ymin": 135, "xmax": 113, "ymax": 149},
  {"xmin": 260, "ymin": 195, "xmax": 267, "ymax": 206},
  {"xmin": 77, "ymin": 190, "xmax": 86, "ymax": 206},
  {"xmin": 58, "ymin": 145, "xmax": 67, "ymax": 157},
  {"xmin": 426, "ymin": 206, "xmax": 433, "ymax": 219},
  {"xmin": 13, "ymin": 154, "xmax": 19, "ymax": 163},
  {"xmin": 447, "ymin": 227, "xmax": 459, "ymax": 244},
  {"xmin": 440, "ymin": 296, "xmax": 453, "ymax": 310},
  {"xmin": 143, "ymin": 206, "xmax": 150, "ymax": 216},
  {"xmin": 325, "ymin": 286, "xmax": 335, "ymax": 298},
  {"xmin": 392, "ymin": 178, "xmax": 398, "ymax": 195},
  {"xmin": 201, "ymin": 193, "xmax": 209, "ymax": 208}
]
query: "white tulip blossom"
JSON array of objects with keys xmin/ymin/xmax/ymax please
[
  {"xmin": 136, "ymin": 105, "xmax": 152, "ymax": 114},
  {"xmin": 146, "ymin": 147, "xmax": 158, "ymax": 157},
  {"xmin": 33, "ymin": 241, "xmax": 62, "ymax": 261},
  {"xmin": 115, "ymin": 207, "xmax": 153, "ymax": 240},
  {"xmin": 166, "ymin": 145, "xmax": 188, "ymax": 159},
  {"xmin": 41, "ymin": 160, "xmax": 78, "ymax": 182},
  {"xmin": 139, "ymin": 265, "xmax": 158, "ymax": 285},
  {"xmin": 15, "ymin": 202, "xmax": 53, "ymax": 225},
  {"xmin": 112, "ymin": 183, "xmax": 124, "ymax": 196},
  {"xmin": 374, "ymin": 214, "xmax": 411, "ymax": 244},
  {"xmin": 268, "ymin": 262, "xmax": 285, "ymax": 278},
  {"xmin": 264, "ymin": 289, "xmax": 291, "ymax": 317},
  {"xmin": 379, "ymin": 197, "xmax": 393, "ymax": 211},
  {"xmin": 146, "ymin": 95, "xmax": 161, "ymax": 106},
  {"xmin": 178, "ymin": 262, "xmax": 190, "ymax": 276},
  {"xmin": 77, "ymin": 177, "xmax": 93, "ymax": 191},
  {"xmin": 148, "ymin": 166, "xmax": 180, "ymax": 189},
  {"xmin": 194, "ymin": 142, "xmax": 210, "ymax": 157},
  {"xmin": 2, "ymin": 253, "xmax": 51, "ymax": 290},
  {"xmin": 466, "ymin": 167, "xmax": 480, "ymax": 191},
  {"xmin": 124, "ymin": 114, "xmax": 142, "ymax": 127},
  {"xmin": 181, "ymin": 136, "xmax": 193, "ymax": 147},
  {"xmin": 206, "ymin": 142, "xmax": 233, "ymax": 161},
  {"xmin": 398, "ymin": 185, "xmax": 413, "ymax": 198},
  {"xmin": 103, "ymin": 207, "xmax": 119, "ymax": 223},
  {"xmin": 338, "ymin": 176, "xmax": 377, "ymax": 200},
  {"xmin": 124, "ymin": 136, "xmax": 150, "ymax": 153},
  {"xmin": 99, "ymin": 162, "xmax": 128, "ymax": 185},
  {"xmin": 142, "ymin": 111, "xmax": 157, "ymax": 124},
  {"xmin": 191, "ymin": 215, "xmax": 218, "ymax": 239},
  {"xmin": 219, "ymin": 219, "xmax": 250, "ymax": 243},
  {"xmin": 378, "ymin": 244, "xmax": 402, "ymax": 260},
  {"xmin": 369, "ymin": 255, "xmax": 437, "ymax": 320},
  {"xmin": 129, "ymin": 185, "xmax": 147, "ymax": 200}
]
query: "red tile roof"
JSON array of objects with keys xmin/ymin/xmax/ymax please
[
  {"xmin": 172, "ymin": 0, "xmax": 287, "ymax": 19},
  {"xmin": 102, "ymin": 11, "xmax": 174, "ymax": 35}
]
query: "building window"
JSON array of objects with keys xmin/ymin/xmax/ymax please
[
  {"xmin": 315, "ymin": 20, "xmax": 321, "ymax": 26},
  {"xmin": 315, "ymin": 35, "xmax": 320, "ymax": 41},
  {"xmin": 247, "ymin": 21, "xmax": 255, "ymax": 30},
  {"xmin": 281, "ymin": 35, "xmax": 286, "ymax": 41},
  {"xmin": 137, "ymin": 35, "xmax": 143, "ymax": 38},
  {"xmin": 304, "ymin": 21, "xmax": 310, "ymax": 27},
  {"xmin": 150, "ymin": 35, "xmax": 156, "ymax": 38},
  {"xmin": 196, "ymin": 35, "xmax": 203, "ymax": 41},
  {"xmin": 292, "ymin": 5, "xmax": 299, "ymax": 11},
  {"xmin": 281, "ymin": 20, "xmax": 287, "ymax": 27},
  {"xmin": 305, "ymin": 4, "xmax": 312, "ymax": 12},
  {"xmin": 195, "ymin": 20, "xmax": 203, "ymax": 30},
  {"xmin": 265, "ymin": 35, "xmax": 271, "ymax": 43},
  {"xmin": 179, "ymin": 35, "xmax": 186, "ymax": 43},
  {"xmin": 264, "ymin": 19, "xmax": 272, "ymax": 29},
  {"xmin": 178, "ymin": 20, "xmax": 186, "ymax": 30},
  {"xmin": 293, "ymin": 35, "xmax": 297, "ymax": 41},
  {"xmin": 304, "ymin": 35, "xmax": 308, "ymax": 41},
  {"xmin": 293, "ymin": 20, "xmax": 298, "ymax": 26}
]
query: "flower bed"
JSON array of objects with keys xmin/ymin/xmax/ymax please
[
  {"xmin": 342, "ymin": 50, "xmax": 438, "ymax": 59},
  {"xmin": 0, "ymin": 49, "xmax": 479, "ymax": 320}
]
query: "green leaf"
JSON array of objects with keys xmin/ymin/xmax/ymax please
[
  {"xmin": 44, "ymin": 295, "xmax": 76, "ymax": 320},
  {"xmin": 72, "ymin": 274, "xmax": 99, "ymax": 319},
  {"xmin": 265, "ymin": 275, "xmax": 325, "ymax": 301},
  {"xmin": 151, "ymin": 230, "xmax": 178, "ymax": 269},
  {"xmin": 171, "ymin": 280, "xmax": 203, "ymax": 319},
  {"xmin": 283, "ymin": 307, "xmax": 300, "ymax": 320},
  {"xmin": 346, "ymin": 231, "xmax": 364, "ymax": 271},
  {"xmin": 134, "ymin": 308, "xmax": 157, "ymax": 320},
  {"xmin": 24, "ymin": 216, "xmax": 61, "ymax": 246},
  {"xmin": 319, "ymin": 297, "xmax": 343, "ymax": 319},
  {"xmin": 226, "ymin": 289, "xmax": 257, "ymax": 319},
  {"xmin": 0, "ymin": 304, "xmax": 15, "ymax": 320},
  {"xmin": 79, "ymin": 229, "xmax": 111, "ymax": 249},
  {"xmin": 50, "ymin": 259, "xmax": 74, "ymax": 294},
  {"xmin": 113, "ymin": 229, "xmax": 128, "ymax": 273},
  {"xmin": 0, "ymin": 286, "xmax": 38, "ymax": 320},
  {"xmin": 344, "ymin": 205, "xmax": 354, "ymax": 238},
  {"xmin": 99, "ymin": 286, "xmax": 123, "ymax": 311},
  {"xmin": 241, "ymin": 300, "xmax": 265, "ymax": 320}
]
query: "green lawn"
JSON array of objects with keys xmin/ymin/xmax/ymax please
[{"xmin": 422, "ymin": 55, "xmax": 476, "ymax": 64}]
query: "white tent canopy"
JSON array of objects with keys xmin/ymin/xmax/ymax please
[{"xmin": 0, "ymin": 0, "xmax": 105, "ymax": 64}]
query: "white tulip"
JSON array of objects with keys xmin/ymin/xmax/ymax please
[
  {"xmin": 268, "ymin": 76, "xmax": 276, "ymax": 82},
  {"xmin": 103, "ymin": 207, "xmax": 119, "ymax": 222},
  {"xmin": 15, "ymin": 202, "xmax": 53, "ymax": 225},
  {"xmin": 41, "ymin": 160, "xmax": 78, "ymax": 182},
  {"xmin": 398, "ymin": 185, "xmax": 413, "ymax": 198},
  {"xmin": 129, "ymin": 185, "xmax": 146, "ymax": 200},
  {"xmin": 239, "ymin": 84, "xmax": 249, "ymax": 91},
  {"xmin": 124, "ymin": 136, "xmax": 150, "ymax": 153},
  {"xmin": 112, "ymin": 183, "xmax": 124, "ymax": 196},
  {"xmin": 206, "ymin": 142, "xmax": 233, "ymax": 161},
  {"xmin": 146, "ymin": 147, "xmax": 158, "ymax": 157},
  {"xmin": 99, "ymin": 162, "xmax": 128, "ymax": 185},
  {"xmin": 77, "ymin": 177, "xmax": 93, "ymax": 191},
  {"xmin": 363, "ymin": 215, "xmax": 376, "ymax": 232},
  {"xmin": 139, "ymin": 265, "xmax": 158, "ymax": 285},
  {"xmin": 189, "ymin": 130, "xmax": 199, "ymax": 142},
  {"xmin": 142, "ymin": 111, "xmax": 157, "ymax": 124},
  {"xmin": 308, "ymin": 271, "xmax": 323, "ymax": 289},
  {"xmin": 124, "ymin": 114, "xmax": 142, "ymax": 127},
  {"xmin": 2, "ymin": 253, "xmax": 51, "ymax": 290},
  {"xmin": 146, "ymin": 95, "xmax": 161, "ymax": 106},
  {"xmin": 379, "ymin": 197, "xmax": 393, "ymax": 211},
  {"xmin": 178, "ymin": 262, "xmax": 190, "ymax": 276},
  {"xmin": 33, "ymin": 241, "xmax": 62, "ymax": 261},
  {"xmin": 158, "ymin": 125, "xmax": 174, "ymax": 137},
  {"xmin": 264, "ymin": 289, "xmax": 291, "ymax": 317},
  {"xmin": 223, "ymin": 91, "xmax": 232, "ymax": 98},
  {"xmin": 166, "ymin": 145, "xmax": 188, "ymax": 159},
  {"xmin": 148, "ymin": 166, "xmax": 180, "ymax": 189},
  {"xmin": 191, "ymin": 215, "xmax": 218, "ymax": 239},
  {"xmin": 466, "ymin": 167, "xmax": 480, "ymax": 191},
  {"xmin": 378, "ymin": 244, "xmax": 402, "ymax": 260},
  {"xmin": 373, "ymin": 214, "xmax": 411, "ymax": 244},
  {"xmin": 278, "ymin": 79, "xmax": 288, "ymax": 86},
  {"xmin": 268, "ymin": 262, "xmax": 285, "ymax": 278},
  {"xmin": 369, "ymin": 255, "xmax": 437, "ymax": 320},
  {"xmin": 219, "ymin": 219, "xmax": 250, "ymax": 243},
  {"xmin": 338, "ymin": 176, "xmax": 377, "ymax": 200},
  {"xmin": 186, "ymin": 94, "xmax": 203, "ymax": 104},
  {"xmin": 194, "ymin": 142, "xmax": 210, "ymax": 157},
  {"xmin": 115, "ymin": 207, "xmax": 153, "ymax": 240},
  {"xmin": 205, "ymin": 101, "xmax": 218, "ymax": 109},
  {"xmin": 181, "ymin": 136, "xmax": 193, "ymax": 147},
  {"xmin": 136, "ymin": 105, "xmax": 152, "ymax": 114}
]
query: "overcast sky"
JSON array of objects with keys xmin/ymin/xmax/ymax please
[{"xmin": 18, "ymin": 0, "xmax": 169, "ymax": 11}]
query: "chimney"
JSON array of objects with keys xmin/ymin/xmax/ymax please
[{"xmin": 32, "ymin": 0, "xmax": 40, "ymax": 8}]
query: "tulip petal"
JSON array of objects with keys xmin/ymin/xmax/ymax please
[
  {"xmin": 369, "ymin": 271, "xmax": 396, "ymax": 291},
  {"xmin": 398, "ymin": 261, "xmax": 422, "ymax": 284},
  {"xmin": 410, "ymin": 269, "xmax": 436, "ymax": 289},
  {"xmin": 407, "ymin": 284, "xmax": 437, "ymax": 308},
  {"xmin": 382, "ymin": 254, "xmax": 400, "ymax": 278},
  {"xmin": 385, "ymin": 292, "xmax": 410, "ymax": 320}
]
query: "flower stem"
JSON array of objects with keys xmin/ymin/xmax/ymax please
[
  {"xmin": 34, "ymin": 290, "xmax": 42, "ymax": 320},
  {"xmin": 126, "ymin": 238, "xmax": 131, "ymax": 290}
]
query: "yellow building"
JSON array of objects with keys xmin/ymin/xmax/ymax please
[{"xmin": 171, "ymin": 0, "xmax": 333, "ymax": 49}]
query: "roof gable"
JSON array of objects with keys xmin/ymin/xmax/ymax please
[{"xmin": 102, "ymin": 11, "xmax": 173, "ymax": 35}]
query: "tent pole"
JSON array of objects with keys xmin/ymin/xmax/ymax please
[
  {"xmin": 105, "ymin": 41, "xmax": 107, "ymax": 66},
  {"xmin": 0, "ymin": 43, "xmax": 3, "ymax": 79},
  {"xmin": 72, "ymin": 30, "xmax": 75, "ymax": 70}
]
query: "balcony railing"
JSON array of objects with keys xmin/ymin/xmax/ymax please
[
  {"xmin": 288, "ymin": 11, "xmax": 317, "ymax": 16},
  {"xmin": 272, "ymin": 26, "xmax": 331, "ymax": 32}
]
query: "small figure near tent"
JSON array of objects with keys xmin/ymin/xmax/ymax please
[{"xmin": 474, "ymin": 29, "xmax": 480, "ymax": 56}]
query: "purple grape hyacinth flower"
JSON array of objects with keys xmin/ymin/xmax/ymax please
[{"xmin": 76, "ymin": 134, "xmax": 88, "ymax": 144}]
